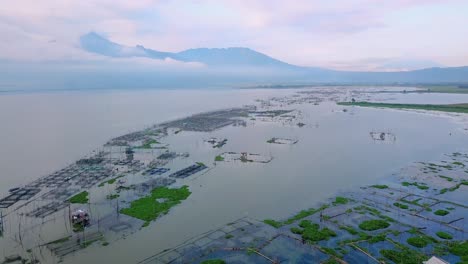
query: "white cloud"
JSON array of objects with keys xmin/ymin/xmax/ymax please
[{"xmin": 0, "ymin": 0, "xmax": 467, "ymax": 70}]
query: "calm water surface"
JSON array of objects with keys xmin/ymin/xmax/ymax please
[{"xmin": 0, "ymin": 88, "xmax": 467, "ymax": 263}]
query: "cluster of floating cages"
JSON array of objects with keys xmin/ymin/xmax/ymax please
[
  {"xmin": 156, "ymin": 151, "xmax": 189, "ymax": 161},
  {"xmin": 0, "ymin": 188, "xmax": 41, "ymax": 208},
  {"xmin": 249, "ymin": 109, "xmax": 292, "ymax": 118},
  {"xmin": 267, "ymin": 137, "xmax": 298, "ymax": 145},
  {"xmin": 108, "ymin": 131, "xmax": 147, "ymax": 145},
  {"xmin": 26, "ymin": 201, "xmax": 69, "ymax": 218},
  {"xmin": 41, "ymin": 187, "xmax": 80, "ymax": 201},
  {"xmin": 135, "ymin": 178, "xmax": 176, "ymax": 193},
  {"xmin": 160, "ymin": 108, "xmax": 251, "ymax": 132},
  {"xmin": 169, "ymin": 164, "xmax": 208, "ymax": 179},
  {"xmin": 113, "ymin": 160, "xmax": 145, "ymax": 174},
  {"xmin": 219, "ymin": 152, "xmax": 273, "ymax": 163},
  {"xmin": 47, "ymin": 232, "xmax": 103, "ymax": 258},
  {"xmin": 27, "ymin": 163, "xmax": 112, "ymax": 190},
  {"xmin": 204, "ymin": 138, "xmax": 228, "ymax": 148},
  {"xmin": 157, "ymin": 152, "xmax": 178, "ymax": 160},
  {"xmin": 145, "ymin": 168, "xmax": 170, "ymax": 176},
  {"xmin": 113, "ymin": 160, "xmax": 142, "ymax": 166}
]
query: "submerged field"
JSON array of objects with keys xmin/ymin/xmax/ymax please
[
  {"xmin": 338, "ymin": 101, "xmax": 468, "ymax": 113},
  {"xmin": 148, "ymin": 153, "xmax": 468, "ymax": 264}
]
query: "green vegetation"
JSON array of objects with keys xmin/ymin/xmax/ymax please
[
  {"xmin": 296, "ymin": 220, "xmax": 337, "ymax": 242},
  {"xmin": 338, "ymin": 101, "xmax": 468, "ymax": 114},
  {"xmin": 449, "ymin": 241, "xmax": 468, "ymax": 259},
  {"xmin": 225, "ymin": 234, "xmax": 233, "ymax": 239},
  {"xmin": 196, "ymin": 162, "xmax": 206, "ymax": 166},
  {"xmin": 439, "ymin": 175, "xmax": 454, "ymax": 182},
  {"xmin": 380, "ymin": 249, "xmax": 428, "ymax": 264},
  {"xmin": 359, "ymin": 219, "xmax": 390, "ymax": 231},
  {"xmin": 340, "ymin": 225, "xmax": 358, "ymax": 235},
  {"xmin": 436, "ymin": 231, "xmax": 453, "ymax": 240},
  {"xmin": 69, "ymin": 191, "xmax": 89, "ymax": 204},
  {"xmin": 322, "ymin": 258, "xmax": 340, "ymax": 264},
  {"xmin": 201, "ymin": 260, "xmax": 226, "ymax": 264},
  {"xmin": 290, "ymin": 227, "xmax": 303, "ymax": 234},
  {"xmin": 332, "ymin": 196, "xmax": 349, "ymax": 205},
  {"xmin": 73, "ymin": 223, "xmax": 85, "ymax": 232},
  {"xmin": 102, "ymin": 241, "xmax": 109, "ymax": 246},
  {"xmin": 263, "ymin": 219, "xmax": 282, "ymax": 228},
  {"xmin": 444, "ymin": 180, "xmax": 468, "ymax": 193},
  {"xmin": 320, "ymin": 247, "xmax": 341, "ymax": 258},
  {"xmin": 106, "ymin": 194, "xmax": 120, "ymax": 200},
  {"xmin": 368, "ymin": 233, "xmax": 386, "ymax": 243},
  {"xmin": 407, "ymin": 236, "xmax": 432, "ymax": 248},
  {"xmin": 136, "ymin": 139, "xmax": 159, "ymax": 149},
  {"xmin": 120, "ymin": 186, "xmax": 191, "ymax": 225},
  {"xmin": 214, "ymin": 155, "xmax": 224, "ymax": 162},
  {"xmin": 98, "ymin": 175, "xmax": 124, "ymax": 187},
  {"xmin": 434, "ymin": 209, "xmax": 450, "ymax": 216},
  {"xmin": 401, "ymin": 181, "xmax": 429, "ymax": 190},
  {"xmin": 370, "ymin": 184, "xmax": 388, "ymax": 189},
  {"xmin": 263, "ymin": 205, "xmax": 329, "ymax": 228},
  {"xmin": 393, "ymin": 202, "xmax": 409, "ymax": 210},
  {"xmin": 283, "ymin": 205, "xmax": 329, "ymax": 225},
  {"xmin": 421, "ymin": 85, "xmax": 468, "ymax": 94}
]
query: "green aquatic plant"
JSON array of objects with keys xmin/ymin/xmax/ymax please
[
  {"xmin": 120, "ymin": 186, "xmax": 191, "ymax": 222},
  {"xmin": 436, "ymin": 231, "xmax": 453, "ymax": 240},
  {"xmin": 393, "ymin": 202, "xmax": 409, "ymax": 210},
  {"xmin": 434, "ymin": 209, "xmax": 449, "ymax": 216},
  {"xmin": 359, "ymin": 220, "xmax": 390, "ymax": 231},
  {"xmin": 69, "ymin": 191, "xmax": 89, "ymax": 204}
]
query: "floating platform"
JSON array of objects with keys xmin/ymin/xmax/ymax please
[
  {"xmin": 0, "ymin": 188, "xmax": 41, "ymax": 208},
  {"xmin": 146, "ymin": 168, "xmax": 170, "ymax": 175},
  {"xmin": 26, "ymin": 201, "xmax": 69, "ymax": 218},
  {"xmin": 169, "ymin": 164, "xmax": 207, "ymax": 179}
]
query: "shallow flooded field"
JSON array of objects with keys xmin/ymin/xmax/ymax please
[{"xmin": 0, "ymin": 87, "xmax": 467, "ymax": 263}]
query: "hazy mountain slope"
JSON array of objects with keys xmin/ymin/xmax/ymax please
[{"xmin": 79, "ymin": 32, "xmax": 468, "ymax": 83}]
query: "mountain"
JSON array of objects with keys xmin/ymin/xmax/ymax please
[
  {"xmin": 80, "ymin": 32, "xmax": 305, "ymax": 69},
  {"xmin": 79, "ymin": 32, "xmax": 468, "ymax": 83}
]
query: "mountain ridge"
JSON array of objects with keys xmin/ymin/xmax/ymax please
[{"xmin": 79, "ymin": 32, "xmax": 468, "ymax": 83}]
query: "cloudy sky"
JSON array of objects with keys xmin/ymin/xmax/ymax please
[{"xmin": 1, "ymin": 0, "xmax": 468, "ymax": 71}]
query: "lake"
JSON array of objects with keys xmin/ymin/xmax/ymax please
[{"xmin": 0, "ymin": 87, "xmax": 467, "ymax": 263}]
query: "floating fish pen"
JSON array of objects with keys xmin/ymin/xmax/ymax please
[
  {"xmin": 41, "ymin": 187, "xmax": 80, "ymax": 200},
  {"xmin": 267, "ymin": 137, "xmax": 299, "ymax": 145},
  {"xmin": 135, "ymin": 178, "xmax": 176, "ymax": 193},
  {"xmin": 160, "ymin": 108, "xmax": 251, "ymax": 132},
  {"xmin": 157, "ymin": 152, "xmax": 177, "ymax": 160},
  {"xmin": 47, "ymin": 232, "xmax": 103, "ymax": 258},
  {"xmin": 205, "ymin": 138, "xmax": 228, "ymax": 148},
  {"xmin": 220, "ymin": 152, "xmax": 273, "ymax": 163},
  {"xmin": 26, "ymin": 201, "xmax": 69, "ymax": 218},
  {"xmin": 146, "ymin": 168, "xmax": 170, "ymax": 175},
  {"xmin": 249, "ymin": 109, "xmax": 292, "ymax": 117},
  {"xmin": 0, "ymin": 188, "xmax": 41, "ymax": 208},
  {"xmin": 169, "ymin": 164, "xmax": 207, "ymax": 179}
]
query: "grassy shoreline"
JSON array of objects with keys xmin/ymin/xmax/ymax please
[{"xmin": 338, "ymin": 102, "xmax": 468, "ymax": 114}]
